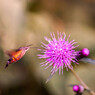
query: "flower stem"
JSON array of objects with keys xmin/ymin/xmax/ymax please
[{"xmin": 71, "ymin": 69, "xmax": 95, "ymax": 95}]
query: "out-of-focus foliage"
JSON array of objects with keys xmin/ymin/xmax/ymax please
[{"xmin": 0, "ymin": 0, "xmax": 95, "ymax": 95}]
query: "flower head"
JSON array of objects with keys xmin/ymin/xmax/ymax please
[
  {"xmin": 38, "ymin": 32, "xmax": 79, "ymax": 82},
  {"xmin": 76, "ymin": 48, "xmax": 89, "ymax": 59},
  {"xmin": 73, "ymin": 85, "xmax": 84, "ymax": 94}
]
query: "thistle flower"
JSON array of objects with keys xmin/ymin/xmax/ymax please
[
  {"xmin": 76, "ymin": 48, "xmax": 90, "ymax": 60},
  {"xmin": 38, "ymin": 32, "xmax": 79, "ymax": 82},
  {"xmin": 73, "ymin": 85, "xmax": 84, "ymax": 94}
]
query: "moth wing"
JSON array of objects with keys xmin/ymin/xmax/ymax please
[{"xmin": 5, "ymin": 49, "xmax": 20, "ymax": 57}]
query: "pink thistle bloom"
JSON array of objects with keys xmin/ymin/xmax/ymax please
[
  {"xmin": 73, "ymin": 85, "xmax": 84, "ymax": 94},
  {"xmin": 38, "ymin": 32, "xmax": 79, "ymax": 82},
  {"xmin": 76, "ymin": 48, "xmax": 90, "ymax": 59}
]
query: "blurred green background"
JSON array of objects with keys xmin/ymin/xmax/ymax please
[{"xmin": 0, "ymin": 0, "xmax": 95, "ymax": 95}]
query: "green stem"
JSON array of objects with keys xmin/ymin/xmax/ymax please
[{"xmin": 71, "ymin": 69, "xmax": 95, "ymax": 95}]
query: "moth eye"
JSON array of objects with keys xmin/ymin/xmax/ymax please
[
  {"xmin": 25, "ymin": 47, "xmax": 28, "ymax": 50},
  {"xmin": 24, "ymin": 47, "xmax": 29, "ymax": 50}
]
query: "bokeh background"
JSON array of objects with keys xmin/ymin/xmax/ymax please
[{"xmin": 0, "ymin": 0, "xmax": 95, "ymax": 95}]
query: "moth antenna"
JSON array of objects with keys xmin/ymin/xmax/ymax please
[
  {"xmin": 26, "ymin": 44, "xmax": 38, "ymax": 49},
  {"xmin": 29, "ymin": 46, "xmax": 38, "ymax": 49},
  {"xmin": 26, "ymin": 44, "xmax": 33, "ymax": 47}
]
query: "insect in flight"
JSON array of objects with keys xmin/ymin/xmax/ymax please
[{"xmin": 5, "ymin": 44, "xmax": 33, "ymax": 68}]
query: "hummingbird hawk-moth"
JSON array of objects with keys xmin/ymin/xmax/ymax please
[{"xmin": 5, "ymin": 44, "xmax": 33, "ymax": 68}]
